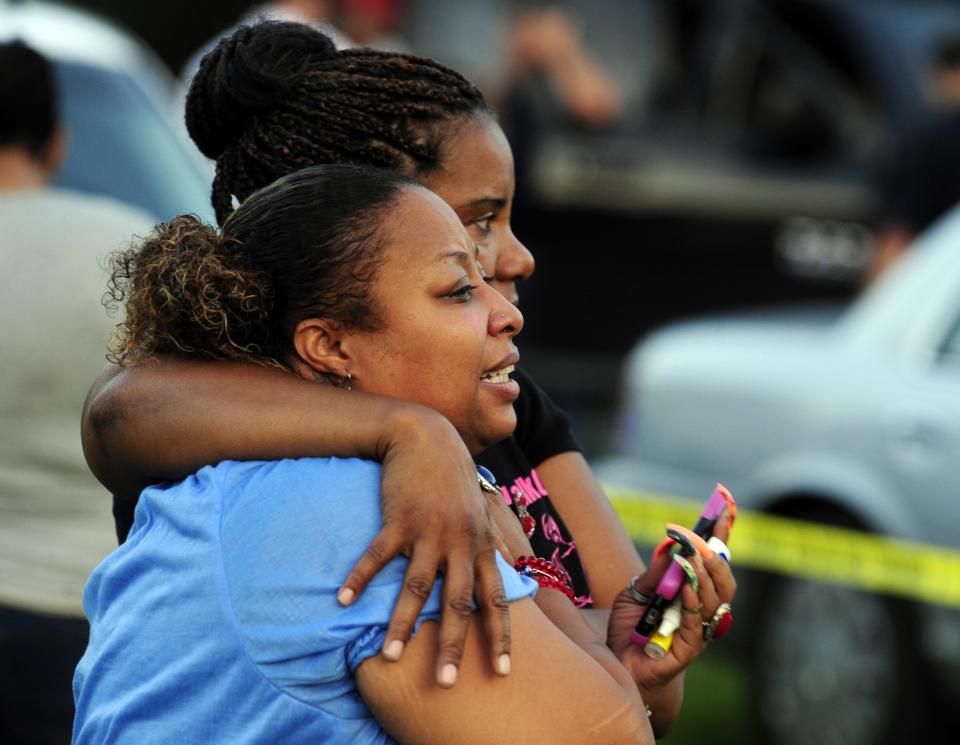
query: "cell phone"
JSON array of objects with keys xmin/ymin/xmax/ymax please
[{"xmin": 630, "ymin": 484, "xmax": 734, "ymax": 647}]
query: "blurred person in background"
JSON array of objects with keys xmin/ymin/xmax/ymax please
[
  {"xmin": 179, "ymin": 0, "xmax": 411, "ymax": 87},
  {"xmin": 81, "ymin": 20, "xmax": 736, "ymax": 733},
  {"xmin": 0, "ymin": 40, "xmax": 152, "ymax": 744},
  {"xmin": 408, "ymin": 0, "xmax": 623, "ymax": 127},
  {"xmin": 866, "ymin": 29, "xmax": 960, "ymax": 283}
]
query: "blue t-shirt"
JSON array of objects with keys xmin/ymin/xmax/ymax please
[{"xmin": 72, "ymin": 458, "xmax": 536, "ymax": 744}]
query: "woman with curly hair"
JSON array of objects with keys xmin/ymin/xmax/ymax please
[{"xmin": 72, "ymin": 164, "xmax": 719, "ymax": 744}]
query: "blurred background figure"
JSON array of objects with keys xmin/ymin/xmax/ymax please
[
  {"xmin": 865, "ymin": 29, "xmax": 960, "ymax": 284},
  {"xmin": 0, "ymin": 40, "xmax": 152, "ymax": 745},
  {"xmin": 179, "ymin": 0, "xmax": 411, "ymax": 89}
]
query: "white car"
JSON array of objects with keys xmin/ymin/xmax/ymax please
[
  {"xmin": 596, "ymin": 205, "xmax": 960, "ymax": 745},
  {"xmin": 0, "ymin": 0, "xmax": 213, "ymax": 222}
]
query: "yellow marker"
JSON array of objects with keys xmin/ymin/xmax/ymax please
[
  {"xmin": 644, "ymin": 629, "xmax": 674, "ymax": 659},
  {"xmin": 644, "ymin": 599, "xmax": 681, "ymax": 659}
]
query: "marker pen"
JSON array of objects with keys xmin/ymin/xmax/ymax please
[
  {"xmin": 691, "ymin": 484, "xmax": 733, "ymax": 540},
  {"xmin": 644, "ymin": 628, "xmax": 674, "ymax": 659},
  {"xmin": 707, "ymin": 535, "xmax": 731, "ymax": 562},
  {"xmin": 632, "ymin": 486, "xmax": 732, "ymax": 648},
  {"xmin": 630, "ymin": 533, "xmax": 695, "ymax": 646}
]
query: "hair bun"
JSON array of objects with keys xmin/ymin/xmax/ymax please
[{"xmin": 185, "ymin": 21, "xmax": 337, "ymax": 160}]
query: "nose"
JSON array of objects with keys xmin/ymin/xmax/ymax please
[
  {"xmin": 488, "ymin": 290, "xmax": 524, "ymax": 338},
  {"xmin": 494, "ymin": 230, "xmax": 535, "ymax": 297}
]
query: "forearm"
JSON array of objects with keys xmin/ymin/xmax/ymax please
[
  {"xmin": 622, "ymin": 642, "xmax": 684, "ymax": 737},
  {"xmin": 83, "ymin": 356, "xmax": 442, "ymax": 496},
  {"xmin": 581, "ymin": 606, "xmax": 682, "ymax": 735},
  {"xmin": 537, "ymin": 452, "xmax": 645, "ymax": 606},
  {"xmin": 537, "ymin": 591, "xmax": 637, "ymax": 694}
]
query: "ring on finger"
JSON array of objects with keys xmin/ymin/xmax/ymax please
[
  {"xmin": 627, "ymin": 575, "xmax": 653, "ymax": 605},
  {"xmin": 682, "ymin": 601, "xmax": 703, "ymax": 615},
  {"xmin": 702, "ymin": 602, "xmax": 734, "ymax": 641},
  {"xmin": 672, "ymin": 554, "xmax": 699, "ymax": 593}
]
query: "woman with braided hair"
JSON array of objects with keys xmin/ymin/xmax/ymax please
[{"xmin": 81, "ymin": 20, "xmax": 735, "ymax": 731}]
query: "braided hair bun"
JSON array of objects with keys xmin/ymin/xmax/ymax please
[
  {"xmin": 185, "ymin": 19, "xmax": 489, "ymax": 224},
  {"xmin": 186, "ymin": 22, "xmax": 336, "ymax": 160}
]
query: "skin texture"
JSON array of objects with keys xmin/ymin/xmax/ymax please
[{"xmin": 82, "ymin": 114, "xmax": 736, "ymax": 720}]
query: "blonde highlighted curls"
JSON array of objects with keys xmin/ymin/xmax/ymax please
[{"xmin": 106, "ymin": 215, "xmax": 285, "ymax": 369}]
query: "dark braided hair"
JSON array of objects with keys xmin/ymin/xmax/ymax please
[{"xmin": 185, "ymin": 21, "xmax": 490, "ymax": 224}]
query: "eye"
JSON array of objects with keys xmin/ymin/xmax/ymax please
[
  {"xmin": 448, "ymin": 282, "xmax": 479, "ymax": 302},
  {"xmin": 475, "ymin": 259, "xmax": 494, "ymax": 284},
  {"xmin": 471, "ymin": 213, "xmax": 494, "ymax": 236}
]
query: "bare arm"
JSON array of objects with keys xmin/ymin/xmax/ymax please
[
  {"xmin": 357, "ymin": 596, "xmax": 654, "ymax": 745},
  {"xmin": 536, "ymin": 451, "xmax": 645, "ymax": 607},
  {"xmin": 83, "ymin": 357, "xmax": 421, "ymax": 497},
  {"xmin": 81, "ymin": 356, "xmax": 510, "ymax": 683}
]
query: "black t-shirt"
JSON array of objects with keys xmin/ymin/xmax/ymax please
[
  {"xmin": 112, "ymin": 368, "xmax": 591, "ymax": 604},
  {"xmin": 475, "ymin": 368, "xmax": 592, "ymax": 607}
]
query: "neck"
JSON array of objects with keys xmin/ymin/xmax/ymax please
[{"xmin": 0, "ymin": 148, "xmax": 50, "ymax": 191}]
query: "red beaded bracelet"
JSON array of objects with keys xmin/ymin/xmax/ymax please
[{"xmin": 514, "ymin": 556, "xmax": 575, "ymax": 602}]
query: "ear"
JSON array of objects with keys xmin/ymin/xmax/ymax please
[{"xmin": 292, "ymin": 318, "xmax": 351, "ymax": 380}]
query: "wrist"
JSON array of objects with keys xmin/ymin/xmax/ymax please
[{"xmin": 378, "ymin": 400, "xmax": 463, "ymax": 462}]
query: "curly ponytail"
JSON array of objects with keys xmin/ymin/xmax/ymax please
[
  {"xmin": 106, "ymin": 215, "xmax": 281, "ymax": 367},
  {"xmin": 106, "ymin": 165, "xmax": 417, "ymax": 371}
]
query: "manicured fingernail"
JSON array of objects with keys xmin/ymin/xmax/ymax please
[
  {"xmin": 438, "ymin": 663, "xmax": 458, "ymax": 687},
  {"xmin": 495, "ymin": 654, "xmax": 511, "ymax": 676},
  {"xmin": 652, "ymin": 536, "xmax": 675, "ymax": 559},
  {"xmin": 666, "ymin": 523, "xmax": 712, "ymax": 558},
  {"xmin": 382, "ymin": 640, "xmax": 404, "ymax": 661},
  {"xmin": 337, "ymin": 587, "xmax": 354, "ymax": 606}
]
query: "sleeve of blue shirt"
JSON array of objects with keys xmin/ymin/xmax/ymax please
[{"xmin": 217, "ymin": 457, "xmax": 537, "ymax": 715}]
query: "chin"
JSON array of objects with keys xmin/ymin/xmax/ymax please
[{"xmin": 472, "ymin": 414, "xmax": 517, "ymax": 453}]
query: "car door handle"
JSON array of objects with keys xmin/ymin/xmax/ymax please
[{"xmin": 886, "ymin": 409, "xmax": 955, "ymax": 463}]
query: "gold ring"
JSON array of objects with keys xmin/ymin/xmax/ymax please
[{"xmin": 682, "ymin": 602, "xmax": 703, "ymax": 615}]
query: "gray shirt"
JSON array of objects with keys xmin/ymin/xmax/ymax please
[{"xmin": 0, "ymin": 187, "xmax": 152, "ymax": 616}]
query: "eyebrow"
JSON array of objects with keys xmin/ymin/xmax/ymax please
[
  {"xmin": 435, "ymin": 248, "xmax": 474, "ymax": 266},
  {"xmin": 460, "ymin": 197, "xmax": 506, "ymax": 211}
]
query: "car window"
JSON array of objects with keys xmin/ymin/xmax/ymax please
[{"xmin": 53, "ymin": 61, "xmax": 213, "ymax": 223}]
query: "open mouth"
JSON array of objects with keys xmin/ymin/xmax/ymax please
[{"xmin": 480, "ymin": 364, "xmax": 515, "ymax": 384}]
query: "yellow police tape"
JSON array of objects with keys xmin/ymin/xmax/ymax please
[{"xmin": 605, "ymin": 485, "xmax": 960, "ymax": 609}]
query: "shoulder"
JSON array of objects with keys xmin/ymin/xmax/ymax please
[
  {"xmin": 0, "ymin": 188, "xmax": 154, "ymax": 250},
  {"xmin": 218, "ymin": 457, "xmax": 382, "ymax": 538},
  {"xmin": 12, "ymin": 188, "xmax": 153, "ymax": 225}
]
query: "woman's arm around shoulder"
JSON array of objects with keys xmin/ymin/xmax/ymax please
[{"xmin": 83, "ymin": 355, "xmax": 512, "ymax": 682}]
